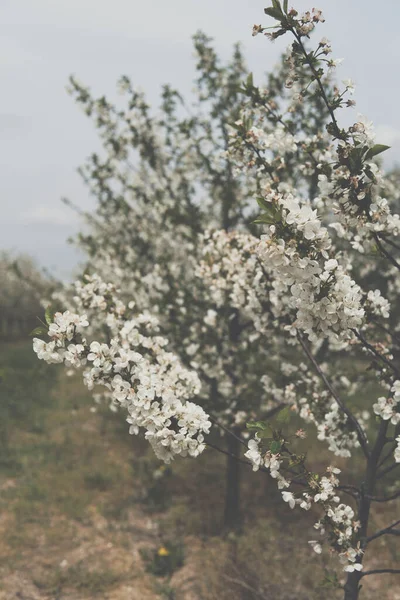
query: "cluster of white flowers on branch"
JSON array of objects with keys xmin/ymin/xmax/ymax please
[
  {"xmin": 395, "ymin": 436, "xmax": 400, "ymax": 463},
  {"xmin": 252, "ymin": 5, "xmax": 400, "ymax": 259},
  {"xmin": 33, "ymin": 275, "xmax": 210, "ymax": 462},
  {"xmin": 196, "ymin": 229, "xmax": 272, "ymax": 336},
  {"xmin": 261, "ymin": 362, "xmax": 368, "ymax": 458},
  {"xmin": 240, "ymin": 2, "xmax": 400, "ymax": 594},
  {"xmin": 244, "ymin": 430, "xmax": 363, "ymax": 572},
  {"xmin": 256, "ymin": 191, "xmax": 366, "ymax": 343},
  {"xmin": 373, "ymin": 381, "xmax": 400, "ymax": 425}
]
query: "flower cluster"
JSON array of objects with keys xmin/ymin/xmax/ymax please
[
  {"xmin": 196, "ymin": 229, "xmax": 272, "ymax": 335},
  {"xmin": 245, "ymin": 124, "xmax": 298, "ymax": 157},
  {"xmin": 317, "ymin": 121, "xmax": 400, "ymax": 251},
  {"xmin": 244, "ymin": 433, "xmax": 362, "ymax": 572},
  {"xmin": 244, "ymin": 437, "xmax": 289, "ymax": 488},
  {"xmin": 373, "ymin": 381, "xmax": 400, "ymax": 425},
  {"xmin": 253, "ymin": 7, "xmax": 326, "ymax": 40},
  {"xmin": 33, "ymin": 275, "xmax": 211, "ymax": 462},
  {"xmin": 365, "ymin": 289, "xmax": 390, "ymax": 320},
  {"xmin": 33, "ymin": 311, "xmax": 89, "ymax": 364},
  {"xmin": 395, "ymin": 436, "xmax": 400, "ymax": 464},
  {"xmin": 257, "ymin": 192, "xmax": 364, "ymax": 342},
  {"xmin": 261, "ymin": 364, "xmax": 367, "ymax": 458}
]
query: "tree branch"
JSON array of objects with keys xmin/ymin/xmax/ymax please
[
  {"xmin": 351, "ymin": 329, "xmax": 400, "ymax": 377},
  {"xmin": 366, "ymin": 490, "xmax": 400, "ymax": 503},
  {"xmin": 377, "ymin": 461, "xmax": 400, "ymax": 480},
  {"xmin": 209, "ymin": 417, "xmax": 247, "ymax": 448},
  {"xmin": 366, "ymin": 519, "xmax": 400, "ymax": 544},
  {"xmin": 361, "ymin": 569, "xmax": 400, "ymax": 578},
  {"xmin": 297, "ymin": 334, "xmax": 369, "ymax": 456},
  {"xmin": 373, "ymin": 233, "xmax": 400, "ymax": 272},
  {"xmin": 206, "ymin": 441, "xmax": 251, "ymax": 467}
]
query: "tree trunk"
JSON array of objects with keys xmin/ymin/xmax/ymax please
[
  {"xmin": 343, "ymin": 572, "xmax": 362, "ymax": 600},
  {"xmin": 343, "ymin": 420, "xmax": 388, "ymax": 600},
  {"xmin": 343, "ymin": 492, "xmax": 370, "ymax": 600},
  {"xmin": 224, "ymin": 433, "xmax": 241, "ymax": 530}
]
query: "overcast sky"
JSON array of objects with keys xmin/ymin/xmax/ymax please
[{"xmin": 1, "ymin": 0, "xmax": 400, "ymax": 279}]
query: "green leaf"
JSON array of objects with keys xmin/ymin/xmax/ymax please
[
  {"xmin": 365, "ymin": 144, "xmax": 390, "ymax": 160},
  {"xmin": 29, "ymin": 326, "xmax": 48, "ymax": 337},
  {"xmin": 229, "ymin": 120, "xmax": 241, "ymax": 130},
  {"xmin": 270, "ymin": 440, "xmax": 282, "ymax": 454},
  {"xmin": 271, "ymin": 0, "xmax": 282, "ymax": 10},
  {"xmin": 276, "ymin": 406, "xmax": 291, "ymax": 424},
  {"xmin": 45, "ymin": 305, "xmax": 54, "ymax": 325},
  {"xmin": 253, "ymin": 216, "xmax": 275, "ymax": 225},
  {"xmin": 253, "ymin": 202, "xmax": 281, "ymax": 225},
  {"xmin": 257, "ymin": 429, "xmax": 272, "ymax": 440},
  {"xmin": 246, "ymin": 420, "xmax": 268, "ymax": 431},
  {"xmin": 235, "ymin": 85, "xmax": 247, "ymax": 96},
  {"xmin": 320, "ymin": 568, "xmax": 340, "ymax": 589},
  {"xmin": 264, "ymin": 7, "xmax": 284, "ymax": 20},
  {"xmin": 246, "ymin": 72, "xmax": 254, "ymax": 89},
  {"xmin": 256, "ymin": 197, "xmax": 270, "ymax": 210},
  {"xmin": 283, "ymin": 0, "xmax": 288, "ymax": 13}
]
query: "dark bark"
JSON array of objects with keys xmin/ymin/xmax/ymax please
[
  {"xmin": 223, "ymin": 306, "xmax": 242, "ymax": 531},
  {"xmin": 343, "ymin": 420, "xmax": 388, "ymax": 600},
  {"xmin": 224, "ymin": 433, "xmax": 241, "ymax": 530}
]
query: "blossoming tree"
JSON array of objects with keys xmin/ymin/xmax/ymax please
[
  {"xmin": 48, "ymin": 33, "xmax": 331, "ymax": 529},
  {"xmin": 239, "ymin": 3, "xmax": 400, "ymax": 598},
  {"xmin": 33, "ymin": 4, "xmax": 400, "ymax": 598}
]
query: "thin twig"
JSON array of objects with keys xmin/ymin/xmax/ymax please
[
  {"xmin": 366, "ymin": 490, "xmax": 400, "ymax": 503},
  {"xmin": 351, "ymin": 329, "xmax": 400, "ymax": 377},
  {"xmin": 207, "ymin": 442, "xmax": 309, "ymax": 488},
  {"xmin": 206, "ymin": 442, "xmax": 251, "ymax": 467},
  {"xmin": 361, "ymin": 568, "xmax": 400, "ymax": 577},
  {"xmin": 370, "ymin": 317, "xmax": 400, "ymax": 346},
  {"xmin": 297, "ymin": 334, "xmax": 369, "ymax": 456},
  {"xmin": 378, "ymin": 233, "xmax": 400, "ymax": 252},
  {"xmin": 291, "ymin": 29, "xmax": 342, "ymax": 138},
  {"xmin": 209, "ymin": 417, "xmax": 247, "ymax": 448},
  {"xmin": 373, "ymin": 233, "xmax": 400, "ymax": 272},
  {"xmin": 377, "ymin": 462, "xmax": 400, "ymax": 480},
  {"xmin": 337, "ymin": 485, "xmax": 360, "ymax": 502},
  {"xmin": 366, "ymin": 519, "xmax": 400, "ymax": 544}
]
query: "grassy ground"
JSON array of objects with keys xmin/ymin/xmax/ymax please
[{"xmin": 0, "ymin": 341, "xmax": 399, "ymax": 599}]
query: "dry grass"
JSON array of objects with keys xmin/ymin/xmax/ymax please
[{"xmin": 0, "ymin": 341, "xmax": 399, "ymax": 600}]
